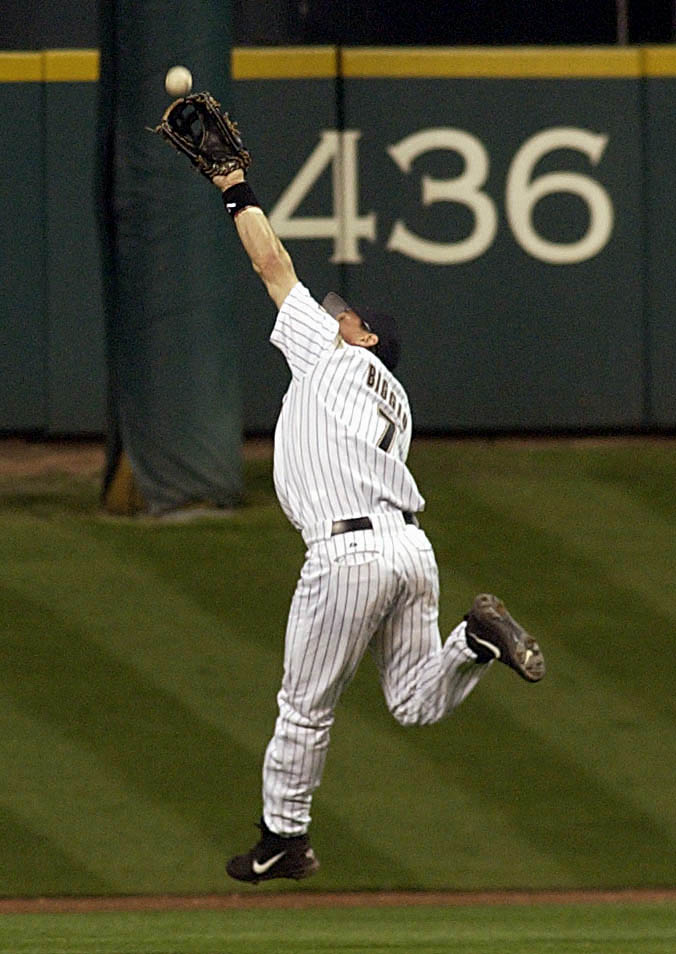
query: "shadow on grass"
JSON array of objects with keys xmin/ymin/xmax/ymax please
[{"xmin": 0, "ymin": 459, "xmax": 276, "ymax": 520}]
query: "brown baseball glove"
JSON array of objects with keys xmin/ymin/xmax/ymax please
[{"xmin": 153, "ymin": 92, "xmax": 251, "ymax": 179}]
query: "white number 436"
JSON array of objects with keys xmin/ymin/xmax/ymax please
[{"xmin": 269, "ymin": 126, "xmax": 614, "ymax": 266}]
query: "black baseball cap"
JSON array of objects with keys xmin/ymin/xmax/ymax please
[{"xmin": 322, "ymin": 292, "xmax": 401, "ymax": 371}]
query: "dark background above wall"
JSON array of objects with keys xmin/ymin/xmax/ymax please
[{"xmin": 1, "ymin": 0, "xmax": 674, "ymax": 49}]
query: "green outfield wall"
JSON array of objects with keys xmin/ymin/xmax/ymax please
[
  {"xmin": 0, "ymin": 51, "xmax": 104, "ymax": 434},
  {"xmin": 1, "ymin": 46, "xmax": 675, "ymax": 434}
]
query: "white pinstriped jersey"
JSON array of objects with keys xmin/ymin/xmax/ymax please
[
  {"xmin": 270, "ymin": 282, "xmax": 425, "ymax": 533},
  {"xmin": 261, "ymin": 283, "xmax": 488, "ymax": 839}
]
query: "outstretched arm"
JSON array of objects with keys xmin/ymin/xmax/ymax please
[{"xmin": 213, "ymin": 170, "xmax": 298, "ymax": 309}]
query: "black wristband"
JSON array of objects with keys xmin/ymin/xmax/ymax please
[{"xmin": 222, "ymin": 182, "xmax": 261, "ymax": 218}]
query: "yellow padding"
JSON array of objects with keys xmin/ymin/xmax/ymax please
[
  {"xmin": 232, "ymin": 46, "xmax": 337, "ymax": 79},
  {"xmin": 43, "ymin": 49, "xmax": 100, "ymax": 81},
  {"xmin": 0, "ymin": 49, "xmax": 99, "ymax": 82},
  {"xmin": 3, "ymin": 45, "xmax": 676, "ymax": 83},
  {"xmin": 642, "ymin": 45, "xmax": 676, "ymax": 76},
  {"xmin": 103, "ymin": 451, "xmax": 146, "ymax": 516},
  {"xmin": 342, "ymin": 46, "xmax": 642, "ymax": 78},
  {"xmin": 0, "ymin": 52, "xmax": 42, "ymax": 82}
]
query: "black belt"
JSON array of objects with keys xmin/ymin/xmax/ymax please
[{"xmin": 331, "ymin": 512, "xmax": 418, "ymax": 535}]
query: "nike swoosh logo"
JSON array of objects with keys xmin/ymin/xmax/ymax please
[
  {"xmin": 469, "ymin": 633, "xmax": 501, "ymax": 659},
  {"xmin": 252, "ymin": 850, "xmax": 286, "ymax": 875}
]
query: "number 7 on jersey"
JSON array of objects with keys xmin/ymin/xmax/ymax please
[{"xmin": 377, "ymin": 407, "xmax": 397, "ymax": 453}]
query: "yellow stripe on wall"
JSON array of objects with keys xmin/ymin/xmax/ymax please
[
  {"xmin": 0, "ymin": 51, "xmax": 43, "ymax": 81},
  {"xmin": 342, "ymin": 46, "xmax": 643, "ymax": 78},
  {"xmin": 43, "ymin": 49, "xmax": 99, "ymax": 81},
  {"xmin": 642, "ymin": 44, "xmax": 676, "ymax": 77},
  {"xmin": 232, "ymin": 46, "xmax": 337, "ymax": 79},
  {"xmin": 0, "ymin": 49, "xmax": 99, "ymax": 81},
  {"xmin": 2, "ymin": 45, "xmax": 676, "ymax": 82}
]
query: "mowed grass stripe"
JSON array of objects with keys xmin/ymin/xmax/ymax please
[
  {"xmin": 439, "ymin": 459, "xmax": 675, "ymax": 717},
  {"xmin": 0, "ymin": 512, "xmax": 416, "ymax": 888},
  {"xmin": 0, "ymin": 518, "xmax": 269, "ymax": 888},
  {"xmin": 0, "ymin": 510, "xmax": 290, "ymax": 754},
  {"xmin": 331, "ymin": 655, "xmax": 676, "ymax": 888},
  {"xmin": 385, "ymin": 443, "xmax": 676, "ymax": 880},
  {"xmin": 0, "ymin": 903, "xmax": 674, "ymax": 954},
  {"xmin": 413, "ymin": 443, "xmax": 675, "ymax": 709},
  {"xmin": 0, "ymin": 697, "xmax": 228, "ymax": 894},
  {"xmin": 0, "ymin": 804, "xmax": 111, "ymax": 896},
  {"xmin": 316, "ymin": 700, "xmax": 573, "ymax": 890},
  {"xmin": 427, "ymin": 480, "xmax": 676, "ymax": 747},
  {"xmin": 469, "ymin": 466, "xmax": 676, "ymax": 617},
  {"xmin": 393, "ymin": 690, "xmax": 676, "ymax": 887},
  {"xmin": 0, "ymin": 580, "xmax": 261, "ymax": 833},
  {"xmin": 413, "ymin": 458, "xmax": 676, "ymax": 851}
]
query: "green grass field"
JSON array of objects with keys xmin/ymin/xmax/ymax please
[
  {"xmin": 0, "ymin": 438, "xmax": 675, "ymax": 896},
  {"xmin": 0, "ymin": 902, "xmax": 674, "ymax": 954}
]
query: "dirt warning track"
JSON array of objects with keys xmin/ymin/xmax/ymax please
[{"xmin": 1, "ymin": 889, "xmax": 675, "ymax": 914}]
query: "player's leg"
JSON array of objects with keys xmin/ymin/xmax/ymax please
[
  {"xmin": 371, "ymin": 527, "xmax": 489, "ymax": 726},
  {"xmin": 373, "ymin": 529, "xmax": 546, "ymax": 725},
  {"xmin": 227, "ymin": 538, "xmax": 396, "ymax": 882},
  {"xmin": 263, "ymin": 542, "xmax": 397, "ymax": 832}
]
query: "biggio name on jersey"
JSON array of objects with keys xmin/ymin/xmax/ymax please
[{"xmin": 366, "ymin": 362, "xmax": 409, "ymax": 433}]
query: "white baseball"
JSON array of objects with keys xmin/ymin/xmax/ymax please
[{"xmin": 165, "ymin": 66, "xmax": 193, "ymax": 98}]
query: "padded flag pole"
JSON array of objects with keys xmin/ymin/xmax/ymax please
[{"xmin": 98, "ymin": 0, "xmax": 242, "ymax": 514}]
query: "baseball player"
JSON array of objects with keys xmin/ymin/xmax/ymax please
[{"xmin": 154, "ymin": 97, "xmax": 546, "ymax": 884}]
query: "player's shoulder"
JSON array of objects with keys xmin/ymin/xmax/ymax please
[
  {"xmin": 276, "ymin": 282, "xmax": 339, "ymax": 338},
  {"xmin": 279, "ymin": 281, "xmax": 325, "ymax": 319},
  {"xmin": 271, "ymin": 282, "xmax": 340, "ymax": 374}
]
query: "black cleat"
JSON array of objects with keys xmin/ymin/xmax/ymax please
[
  {"xmin": 226, "ymin": 819, "xmax": 320, "ymax": 884},
  {"xmin": 465, "ymin": 593, "xmax": 546, "ymax": 683}
]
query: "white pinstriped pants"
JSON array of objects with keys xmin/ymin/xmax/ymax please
[{"xmin": 262, "ymin": 515, "xmax": 489, "ymax": 836}]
